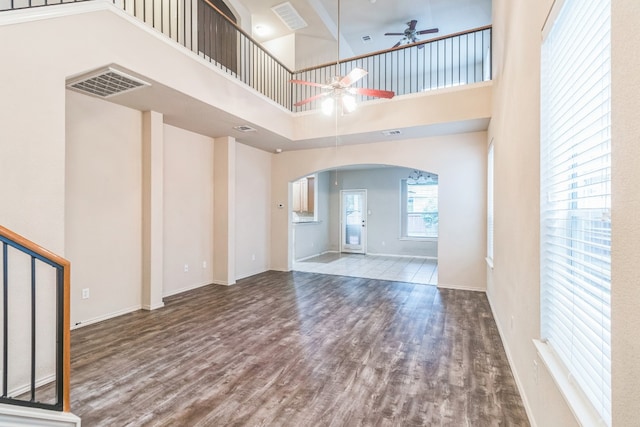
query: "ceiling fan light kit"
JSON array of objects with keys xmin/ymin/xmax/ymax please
[{"xmin": 289, "ymin": 0, "xmax": 395, "ymax": 114}]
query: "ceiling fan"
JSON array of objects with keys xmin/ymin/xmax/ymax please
[
  {"xmin": 289, "ymin": 0, "xmax": 394, "ymax": 115},
  {"xmin": 385, "ymin": 19, "xmax": 439, "ymax": 48},
  {"xmin": 291, "ymin": 68, "xmax": 394, "ymax": 113}
]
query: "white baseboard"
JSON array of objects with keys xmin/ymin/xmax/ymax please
[
  {"xmin": 366, "ymin": 252, "xmax": 437, "ymax": 260},
  {"xmin": 437, "ymin": 282, "xmax": 485, "ymax": 292},
  {"xmin": 294, "ymin": 250, "xmax": 335, "ymax": 263},
  {"xmin": 163, "ymin": 281, "xmax": 213, "ymax": 298},
  {"xmin": 212, "ymin": 279, "xmax": 235, "ymax": 286},
  {"xmin": 7, "ymin": 373, "xmax": 56, "ymax": 400},
  {"xmin": 0, "ymin": 404, "xmax": 80, "ymax": 427},
  {"xmin": 141, "ymin": 302, "xmax": 165, "ymax": 311},
  {"xmin": 486, "ymin": 292, "xmax": 537, "ymax": 427},
  {"xmin": 235, "ymin": 268, "xmax": 270, "ymax": 281},
  {"xmin": 71, "ymin": 304, "xmax": 141, "ymax": 330}
]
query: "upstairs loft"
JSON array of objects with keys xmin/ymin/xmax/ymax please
[{"xmin": 1, "ymin": 0, "xmax": 492, "ymax": 152}]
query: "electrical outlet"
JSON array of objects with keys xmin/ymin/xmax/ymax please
[
  {"xmin": 251, "ymin": 254, "xmax": 256, "ymax": 261},
  {"xmin": 81, "ymin": 288, "xmax": 90, "ymax": 299},
  {"xmin": 510, "ymin": 315, "xmax": 514, "ymax": 331},
  {"xmin": 202, "ymin": 261, "xmax": 207, "ymax": 269},
  {"xmin": 184, "ymin": 264, "xmax": 189, "ymax": 272},
  {"xmin": 533, "ymin": 360, "xmax": 539, "ymax": 385}
]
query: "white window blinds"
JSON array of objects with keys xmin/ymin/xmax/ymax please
[{"xmin": 540, "ymin": 0, "xmax": 611, "ymax": 425}]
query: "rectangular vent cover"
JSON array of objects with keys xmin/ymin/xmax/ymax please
[
  {"xmin": 382, "ymin": 129, "xmax": 402, "ymax": 136},
  {"xmin": 67, "ymin": 67, "xmax": 150, "ymax": 98},
  {"xmin": 271, "ymin": 2, "xmax": 308, "ymax": 31},
  {"xmin": 233, "ymin": 125, "xmax": 257, "ymax": 132},
  {"xmin": 362, "ymin": 35, "xmax": 372, "ymax": 43}
]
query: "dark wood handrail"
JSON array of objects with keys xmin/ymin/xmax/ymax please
[
  {"xmin": 294, "ymin": 24, "xmax": 493, "ymax": 74},
  {"xmin": 0, "ymin": 224, "xmax": 70, "ymax": 412}
]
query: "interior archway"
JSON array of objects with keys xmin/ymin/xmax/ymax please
[{"xmin": 290, "ymin": 164, "xmax": 439, "ymax": 285}]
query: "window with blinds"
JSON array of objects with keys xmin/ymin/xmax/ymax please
[{"xmin": 540, "ymin": 0, "xmax": 611, "ymax": 425}]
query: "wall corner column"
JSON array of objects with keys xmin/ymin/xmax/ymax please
[
  {"xmin": 142, "ymin": 111, "xmax": 165, "ymax": 310},
  {"xmin": 213, "ymin": 136, "xmax": 236, "ymax": 285}
]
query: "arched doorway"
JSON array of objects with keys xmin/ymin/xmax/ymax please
[{"xmin": 291, "ymin": 165, "xmax": 439, "ymax": 285}]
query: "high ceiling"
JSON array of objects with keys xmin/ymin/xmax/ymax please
[
  {"xmin": 102, "ymin": 0, "xmax": 493, "ymax": 153},
  {"xmin": 238, "ymin": 0, "xmax": 492, "ymax": 68}
]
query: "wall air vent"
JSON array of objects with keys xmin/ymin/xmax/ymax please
[
  {"xmin": 66, "ymin": 67, "xmax": 150, "ymax": 98},
  {"xmin": 382, "ymin": 130, "xmax": 402, "ymax": 136},
  {"xmin": 361, "ymin": 35, "xmax": 372, "ymax": 43},
  {"xmin": 271, "ymin": 2, "xmax": 308, "ymax": 31},
  {"xmin": 233, "ymin": 125, "xmax": 257, "ymax": 132}
]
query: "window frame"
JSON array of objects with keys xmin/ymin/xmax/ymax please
[{"xmin": 400, "ymin": 178, "xmax": 439, "ymax": 240}]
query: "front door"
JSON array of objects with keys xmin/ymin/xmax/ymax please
[{"xmin": 340, "ymin": 190, "xmax": 367, "ymax": 254}]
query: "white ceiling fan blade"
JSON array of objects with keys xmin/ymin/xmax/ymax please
[{"xmin": 339, "ymin": 68, "xmax": 368, "ymax": 87}]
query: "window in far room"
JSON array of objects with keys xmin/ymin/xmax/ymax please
[
  {"xmin": 292, "ymin": 175, "xmax": 317, "ymax": 222},
  {"xmin": 401, "ymin": 171, "xmax": 438, "ymax": 239}
]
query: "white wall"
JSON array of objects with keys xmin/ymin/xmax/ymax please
[
  {"xmin": 235, "ymin": 142, "xmax": 271, "ymax": 280},
  {"xmin": 293, "ymin": 171, "xmax": 330, "ymax": 261},
  {"xmin": 262, "ymin": 34, "xmax": 296, "ymax": 70},
  {"xmin": 163, "ymin": 124, "xmax": 214, "ymax": 296},
  {"xmin": 272, "ymin": 132, "xmax": 486, "ymax": 291},
  {"xmin": 65, "ymin": 90, "xmax": 143, "ymax": 326},
  {"xmin": 327, "ymin": 167, "xmax": 438, "ymax": 258}
]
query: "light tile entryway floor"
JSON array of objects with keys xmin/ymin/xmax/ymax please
[{"xmin": 293, "ymin": 252, "xmax": 438, "ymax": 285}]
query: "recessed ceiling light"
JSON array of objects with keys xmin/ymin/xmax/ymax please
[{"xmin": 254, "ymin": 25, "xmax": 271, "ymax": 37}]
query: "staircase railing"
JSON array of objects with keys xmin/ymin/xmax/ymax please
[
  {"xmin": 2, "ymin": 0, "xmax": 491, "ymax": 114},
  {"xmin": 0, "ymin": 225, "xmax": 70, "ymax": 412}
]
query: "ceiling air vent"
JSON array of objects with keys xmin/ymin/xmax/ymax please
[
  {"xmin": 67, "ymin": 67, "xmax": 150, "ymax": 98},
  {"xmin": 271, "ymin": 2, "xmax": 308, "ymax": 31},
  {"xmin": 382, "ymin": 129, "xmax": 402, "ymax": 136},
  {"xmin": 233, "ymin": 125, "xmax": 257, "ymax": 132},
  {"xmin": 361, "ymin": 35, "xmax": 372, "ymax": 43}
]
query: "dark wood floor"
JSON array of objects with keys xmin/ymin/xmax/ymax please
[{"xmin": 66, "ymin": 271, "xmax": 529, "ymax": 426}]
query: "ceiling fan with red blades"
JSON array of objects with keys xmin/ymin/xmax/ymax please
[
  {"xmin": 290, "ymin": 67, "xmax": 395, "ymax": 111},
  {"xmin": 385, "ymin": 19, "xmax": 439, "ymax": 48}
]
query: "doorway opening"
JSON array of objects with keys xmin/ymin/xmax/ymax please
[{"xmin": 291, "ymin": 165, "xmax": 438, "ymax": 285}]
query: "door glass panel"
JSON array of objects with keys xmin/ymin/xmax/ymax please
[{"xmin": 344, "ymin": 194, "xmax": 362, "ymax": 246}]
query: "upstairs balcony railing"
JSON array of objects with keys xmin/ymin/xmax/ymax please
[
  {"xmin": 2, "ymin": 0, "xmax": 491, "ymax": 113},
  {"xmin": 292, "ymin": 26, "xmax": 492, "ymax": 112}
]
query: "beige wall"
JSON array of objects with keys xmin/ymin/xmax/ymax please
[
  {"xmin": 65, "ymin": 91, "xmax": 143, "ymax": 326},
  {"xmin": 488, "ymin": 1, "xmax": 578, "ymax": 424},
  {"xmin": 235, "ymin": 142, "xmax": 272, "ymax": 279},
  {"xmin": 163, "ymin": 124, "xmax": 214, "ymax": 296},
  {"xmin": 293, "ymin": 171, "xmax": 331, "ymax": 261},
  {"xmin": 272, "ymin": 132, "xmax": 486, "ymax": 291},
  {"xmin": 609, "ymin": 0, "xmax": 640, "ymax": 424}
]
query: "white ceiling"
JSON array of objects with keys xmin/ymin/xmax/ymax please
[{"xmin": 243, "ymin": 0, "xmax": 492, "ymax": 67}]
